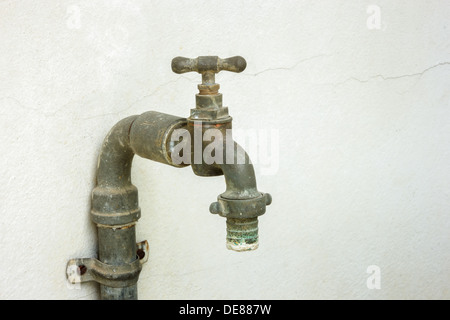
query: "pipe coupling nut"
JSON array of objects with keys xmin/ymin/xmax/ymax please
[{"xmin": 209, "ymin": 192, "xmax": 272, "ymax": 219}]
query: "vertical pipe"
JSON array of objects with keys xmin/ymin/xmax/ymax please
[
  {"xmin": 92, "ymin": 115, "xmax": 139, "ymax": 299},
  {"xmin": 98, "ymin": 225, "xmax": 138, "ymax": 300}
]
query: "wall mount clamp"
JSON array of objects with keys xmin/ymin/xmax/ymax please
[{"xmin": 66, "ymin": 240, "xmax": 149, "ymax": 288}]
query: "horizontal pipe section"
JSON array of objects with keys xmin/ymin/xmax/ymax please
[{"xmin": 129, "ymin": 111, "xmax": 188, "ymax": 167}]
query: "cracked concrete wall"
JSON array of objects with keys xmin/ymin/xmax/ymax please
[{"xmin": 0, "ymin": 0, "xmax": 449, "ymax": 299}]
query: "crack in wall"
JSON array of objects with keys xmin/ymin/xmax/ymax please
[
  {"xmin": 332, "ymin": 61, "xmax": 450, "ymax": 87},
  {"xmin": 2, "ymin": 59, "xmax": 448, "ymax": 120},
  {"xmin": 243, "ymin": 54, "xmax": 329, "ymax": 77},
  {"xmin": 80, "ymin": 75, "xmax": 196, "ymax": 120}
]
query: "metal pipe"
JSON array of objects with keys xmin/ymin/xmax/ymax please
[
  {"xmin": 90, "ymin": 112, "xmax": 186, "ymax": 300},
  {"xmin": 90, "ymin": 115, "xmax": 139, "ymax": 299},
  {"xmin": 219, "ymin": 141, "xmax": 260, "ymax": 200}
]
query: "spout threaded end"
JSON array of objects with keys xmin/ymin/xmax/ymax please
[{"xmin": 226, "ymin": 218, "xmax": 259, "ymax": 252}]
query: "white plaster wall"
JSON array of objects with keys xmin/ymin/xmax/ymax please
[{"xmin": 0, "ymin": 0, "xmax": 449, "ymax": 300}]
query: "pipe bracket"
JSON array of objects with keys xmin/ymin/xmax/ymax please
[{"xmin": 66, "ymin": 240, "xmax": 149, "ymax": 288}]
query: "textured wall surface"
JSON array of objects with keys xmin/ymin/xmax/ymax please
[{"xmin": 0, "ymin": 0, "xmax": 449, "ymax": 299}]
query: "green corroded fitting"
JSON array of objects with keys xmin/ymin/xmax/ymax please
[{"xmin": 226, "ymin": 218, "xmax": 259, "ymax": 251}]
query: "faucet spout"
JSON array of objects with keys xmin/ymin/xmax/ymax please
[
  {"xmin": 210, "ymin": 141, "xmax": 272, "ymax": 252},
  {"xmin": 219, "ymin": 141, "xmax": 260, "ymax": 200}
]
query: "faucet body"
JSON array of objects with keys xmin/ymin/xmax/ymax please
[{"xmin": 67, "ymin": 56, "xmax": 271, "ymax": 300}]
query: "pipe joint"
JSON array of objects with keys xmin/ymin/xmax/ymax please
[{"xmin": 210, "ymin": 192, "xmax": 272, "ymax": 219}]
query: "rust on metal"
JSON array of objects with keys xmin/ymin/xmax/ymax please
[
  {"xmin": 198, "ymin": 84, "xmax": 220, "ymax": 95},
  {"xmin": 78, "ymin": 264, "xmax": 87, "ymax": 275},
  {"xmin": 136, "ymin": 249, "xmax": 145, "ymax": 260}
]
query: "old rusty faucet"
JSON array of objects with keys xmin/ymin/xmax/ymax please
[{"xmin": 67, "ymin": 56, "xmax": 272, "ymax": 300}]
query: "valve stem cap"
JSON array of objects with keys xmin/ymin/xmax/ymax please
[{"xmin": 226, "ymin": 218, "xmax": 259, "ymax": 252}]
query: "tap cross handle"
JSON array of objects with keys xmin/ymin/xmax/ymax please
[{"xmin": 172, "ymin": 56, "xmax": 246, "ymax": 85}]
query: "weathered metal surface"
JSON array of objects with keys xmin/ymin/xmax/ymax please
[
  {"xmin": 195, "ymin": 93, "xmax": 224, "ymax": 110},
  {"xmin": 91, "ymin": 186, "xmax": 141, "ymax": 226},
  {"xmin": 210, "ymin": 192, "xmax": 272, "ymax": 218},
  {"xmin": 129, "ymin": 111, "xmax": 188, "ymax": 167},
  {"xmin": 171, "ymin": 56, "xmax": 247, "ymax": 79},
  {"xmin": 187, "ymin": 120, "xmax": 232, "ymax": 177},
  {"xmin": 95, "ymin": 115, "xmax": 138, "ymax": 189}
]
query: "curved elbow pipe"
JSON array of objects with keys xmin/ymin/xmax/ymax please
[
  {"xmin": 91, "ymin": 111, "xmax": 187, "ymax": 226},
  {"xmin": 92, "ymin": 115, "xmax": 140, "ymax": 228},
  {"xmin": 95, "ymin": 115, "xmax": 138, "ymax": 189},
  {"xmin": 90, "ymin": 111, "xmax": 187, "ymax": 300},
  {"xmin": 219, "ymin": 141, "xmax": 260, "ymax": 200}
]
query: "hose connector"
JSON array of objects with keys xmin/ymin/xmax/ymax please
[
  {"xmin": 226, "ymin": 218, "xmax": 259, "ymax": 251},
  {"xmin": 210, "ymin": 193, "xmax": 272, "ymax": 252}
]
